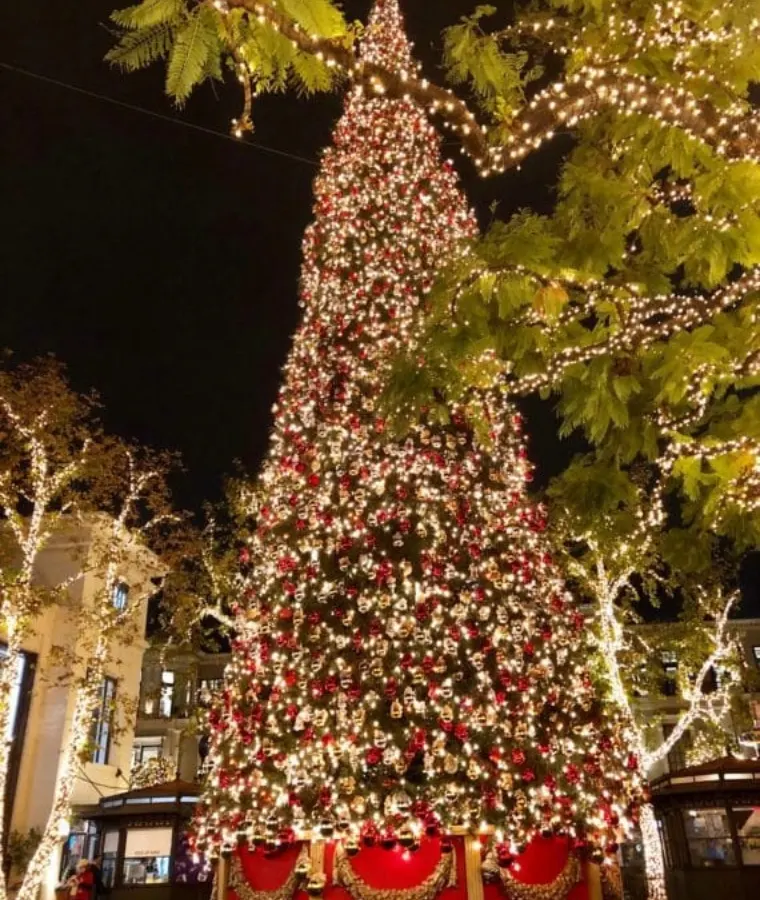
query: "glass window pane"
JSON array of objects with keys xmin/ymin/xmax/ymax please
[
  {"xmin": 732, "ymin": 807, "xmax": 760, "ymax": 865},
  {"xmin": 91, "ymin": 677, "xmax": 117, "ymax": 765},
  {"xmin": 122, "ymin": 857, "xmax": 170, "ymax": 885},
  {"xmin": 112, "ymin": 583, "xmax": 129, "ymax": 611},
  {"xmin": 683, "ymin": 808, "xmax": 735, "ymax": 867}
]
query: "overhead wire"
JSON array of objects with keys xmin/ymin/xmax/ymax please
[{"xmin": 0, "ymin": 61, "xmax": 318, "ymax": 167}]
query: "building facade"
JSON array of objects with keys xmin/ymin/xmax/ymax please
[
  {"xmin": 131, "ymin": 648, "xmax": 230, "ymax": 785},
  {"xmin": 1, "ymin": 520, "xmax": 162, "ymax": 899}
]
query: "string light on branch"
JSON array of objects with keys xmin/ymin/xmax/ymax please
[{"xmin": 212, "ymin": 0, "xmax": 760, "ymax": 178}]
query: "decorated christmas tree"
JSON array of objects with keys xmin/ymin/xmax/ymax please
[{"xmin": 196, "ymin": 0, "xmax": 639, "ymax": 869}]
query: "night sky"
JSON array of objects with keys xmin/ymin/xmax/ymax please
[{"xmin": 1, "ymin": 0, "xmax": 571, "ymax": 509}]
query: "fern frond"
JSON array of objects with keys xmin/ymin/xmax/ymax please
[
  {"xmin": 290, "ymin": 51, "xmax": 334, "ymax": 95},
  {"xmin": 111, "ymin": 0, "xmax": 185, "ymax": 30},
  {"xmin": 166, "ymin": 6, "xmax": 219, "ymax": 104},
  {"xmin": 105, "ymin": 22, "xmax": 176, "ymax": 72},
  {"xmin": 278, "ymin": 0, "xmax": 346, "ymax": 38}
]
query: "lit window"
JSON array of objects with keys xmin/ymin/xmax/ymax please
[
  {"xmin": 123, "ymin": 827, "xmax": 172, "ymax": 885},
  {"xmin": 159, "ymin": 671, "xmax": 175, "ymax": 718},
  {"xmin": 683, "ymin": 808, "xmax": 735, "ymax": 866},
  {"xmin": 753, "ymin": 646, "xmax": 760, "ymax": 667},
  {"xmin": 91, "ymin": 677, "xmax": 117, "ymax": 765},
  {"xmin": 112, "ymin": 582, "xmax": 129, "ymax": 611},
  {"xmin": 732, "ymin": 807, "xmax": 760, "ymax": 865}
]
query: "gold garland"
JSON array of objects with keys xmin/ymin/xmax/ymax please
[
  {"xmin": 599, "ymin": 865, "xmax": 623, "ymax": 900},
  {"xmin": 483, "ymin": 848, "xmax": 580, "ymax": 900},
  {"xmin": 229, "ymin": 845, "xmax": 310, "ymax": 900},
  {"xmin": 334, "ymin": 842, "xmax": 457, "ymax": 900}
]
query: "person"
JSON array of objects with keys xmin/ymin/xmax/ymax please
[
  {"xmin": 73, "ymin": 860, "xmax": 94, "ymax": 900},
  {"xmin": 88, "ymin": 857, "xmax": 109, "ymax": 900}
]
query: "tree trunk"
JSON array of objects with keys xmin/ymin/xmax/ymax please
[
  {"xmin": 0, "ymin": 642, "xmax": 23, "ymax": 900},
  {"xmin": 15, "ymin": 671, "xmax": 101, "ymax": 900},
  {"xmin": 640, "ymin": 803, "xmax": 667, "ymax": 900}
]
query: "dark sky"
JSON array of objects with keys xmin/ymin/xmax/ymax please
[{"xmin": 3, "ymin": 0, "xmax": 564, "ymax": 511}]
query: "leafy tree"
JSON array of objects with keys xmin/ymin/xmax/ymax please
[{"xmin": 0, "ymin": 356, "xmax": 183, "ymax": 900}]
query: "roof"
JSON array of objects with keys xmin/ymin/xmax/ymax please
[
  {"xmin": 73, "ymin": 779, "xmax": 201, "ymax": 821},
  {"xmin": 115, "ymin": 779, "xmax": 199, "ymax": 800},
  {"xmin": 650, "ymin": 756, "xmax": 760, "ymax": 796}
]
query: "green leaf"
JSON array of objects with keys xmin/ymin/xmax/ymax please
[
  {"xmin": 279, "ymin": 0, "xmax": 346, "ymax": 37},
  {"xmin": 165, "ymin": 6, "xmax": 219, "ymax": 105},
  {"xmin": 111, "ymin": 0, "xmax": 184, "ymax": 30},
  {"xmin": 105, "ymin": 22, "xmax": 176, "ymax": 71}
]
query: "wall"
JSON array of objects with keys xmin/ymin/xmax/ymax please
[{"xmin": 4, "ymin": 523, "xmax": 158, "ymax": 897}]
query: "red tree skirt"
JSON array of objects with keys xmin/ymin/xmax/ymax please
[{"xmin": 230, "ymin": 837, "xmax": 592, "ymax": 900}]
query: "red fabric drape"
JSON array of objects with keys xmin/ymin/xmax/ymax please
[
  {"xmin": 233, "ymin": 836, "xmax": 588, "ymax": 900},
  {"xmin": 236, "ymin": 843, "xmax": 305, "ymax": 890}
]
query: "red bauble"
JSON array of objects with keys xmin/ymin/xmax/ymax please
[{"xmin": 366, "ymin": 747, "xmax": 382, "ymax": 766}]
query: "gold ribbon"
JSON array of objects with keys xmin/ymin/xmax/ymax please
[
  {"xmin": 484, "ymin": 848, "xmax": 580, "ymax": 900},
  {"xmin": 334, "ymin": 841, "xmax": 457, "ymax": 900},
  {"xmin": 229, "ymin": 846, "xmax": 310, "ymax": 900}
]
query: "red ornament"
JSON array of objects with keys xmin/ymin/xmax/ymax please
[{"xmin": 366, "ymin": 747, "xmax": 382, "ymax": 766}]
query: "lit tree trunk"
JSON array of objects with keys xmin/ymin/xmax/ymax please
[
  {"xmin": 0, "ymin": 638, "xmax": 22, "ymax": 900},
  {"xmin": 15, "ymin": 667, "xmax": 103, "ymax": 900},
  {"xmin": 639, "ymin": 802, "xmax": 667, "ymax": 900}
]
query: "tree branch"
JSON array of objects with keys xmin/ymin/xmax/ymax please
[{"xmin": 220, "ymin": 0, "xmax": 760, "ymax": 174}]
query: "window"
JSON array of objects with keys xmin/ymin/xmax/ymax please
[
  {"xmin": 753, "ymin": 645, "xmax": 760, "ymax": 666},
  {"xmin": 101, "ymin": 830, "xmax": 119, "ymax": 888},
  {"xmin": 60, "ymin": 821, "xmax": 99, "ymax": 880},
  {"xmin": 112, "ymin": 582, "xmax": 129, "ymax": 611},
  {"xmin": 683, "ymin": 808, "xmax": 735, "ymax": 867},
  {"xmin": 197, "ymin": 678, "xmax": 223, "ymax": 707},
  {"xmin": 159, "ymin": 671, "xmax": 175, "ymax": 718},
  {"xmin": 131, "ymin": 737, "xmax": 163, "ymax": 768},
  {"xmin": 732, "ymin": 807, "xmax": 760, "ymax": 865},
  {"xmin": 123, "ymin": 827, "xmax": 172, "ymax": 885},
  {"xmin": 661, "ymin": 651, "xmax": 678, "ymax": 696},
  {"xmin": 91, "ymin": 677, "xmax": 117, "ymax": 765}
]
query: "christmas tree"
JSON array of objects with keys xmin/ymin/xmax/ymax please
[{"xmin": 196, "ymin": 0, "xmax": 638, "ymax": 864}]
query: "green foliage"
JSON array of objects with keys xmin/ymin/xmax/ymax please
[
  {"xmin": 7, "ymin": 829, "xmax": 42, "ymax": 877},
  {"xmin": 107, "ymin": 0, "xmax": 348, "ymax": 105},
  {"xmin": 111, "ymin": 0, "xmax": 184, "ymax": 29},
  {"xmin": 443, "ymin": 6, "xmax": 532, "ymax": 117},
  {"xmin": 278, "ymin": 0, "xmax": 346, "ymax": 37},
  {"xmin": 166, "ymin": 5, "xmax": 221, "ymax": 104},
  {"xmin": 105, "ymin": 21, "xmax": 178, "ymax": 72}
]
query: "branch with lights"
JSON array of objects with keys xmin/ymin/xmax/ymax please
[{"xmin": 212, "ymin": 0, "xmax": 760, "ymax": 173}]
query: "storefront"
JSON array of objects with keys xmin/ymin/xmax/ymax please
[
  {"xmin": 650, "ymin": 757, "xmax": 760, "ymax": 900},
  {"xmin": 68, "ymin": 780, "xmax": 212, "ymax": 900}
]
